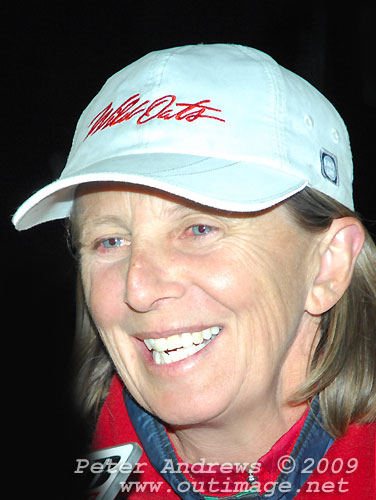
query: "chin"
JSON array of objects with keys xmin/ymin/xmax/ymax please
[{"xmin": 142, "ymin": 391, "xmax": 233, "ymax": 429}]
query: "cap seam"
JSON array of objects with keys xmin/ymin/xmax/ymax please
[{"xmin": 137, "ymin": 51, "xmax": 175, "ymax": 152}]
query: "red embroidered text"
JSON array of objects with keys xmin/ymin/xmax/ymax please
[{"xmin": 85, "ymin": 94, "xmax": 225, "ymax": 139}]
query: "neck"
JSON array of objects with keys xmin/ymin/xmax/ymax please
[{"xmin": 167, "ymin": 397, "xmax": 307, "ymax": 465}]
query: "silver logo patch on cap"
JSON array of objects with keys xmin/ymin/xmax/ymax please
[{"xmin": 320, "ymin": 149, "xmax": 339, "ymax": 185}]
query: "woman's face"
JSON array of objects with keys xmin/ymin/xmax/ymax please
[{"xmin": 77, "ymin": 185, "xmax": 317, "ymax": 427}]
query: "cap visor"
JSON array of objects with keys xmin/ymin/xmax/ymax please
[{"xmin": 12, "ymin": 154, "xmax": 307, "ymax": 230}]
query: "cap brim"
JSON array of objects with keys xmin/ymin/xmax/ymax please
[{"xmin": 12, "ymin": 153, "xmax": 308, "ymax": 230}]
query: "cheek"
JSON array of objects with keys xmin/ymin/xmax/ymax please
[
  {"xmin": 193, "ymin": 242, "xmax": 277, "ymax": 310},
  {"xmin": 203, "ymin": 242, "xmax": 309, "ymax": 339},
  {"xmin": 83, "ymin": 260, "xmax": 126, "ymax": 329}
]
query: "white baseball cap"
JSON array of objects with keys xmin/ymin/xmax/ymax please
[{"xmin": 12, "ymin": 43, "xmax": 354, "ymax": 231}]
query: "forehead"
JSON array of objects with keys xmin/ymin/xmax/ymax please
[
  {"xmin": 74, "ymin": 182, "xmax": 264, "ymax": 221},
  {"xmin": 72, "ymin": 182, "xmax": 302, "ymax": 244},
  {"xmin": 74, "ymin": 182, "xmax": 212, "ymax": 223}
]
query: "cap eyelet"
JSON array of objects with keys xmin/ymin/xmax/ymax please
[
  {"xmin": 331, "ymin": 128, "xmax": 340, "ymax": 143},
  {"xmin": 304, "ymin": 115, "xmax": 314, "ymax": 129}
]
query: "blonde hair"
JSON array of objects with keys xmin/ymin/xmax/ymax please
[
  {"xmin": 69, "ymin": 187, "xmax": 376, "ymax": 437},
  {"xmin": 284, "ymin": 188, "xmax": 376, "ymax": 436}
]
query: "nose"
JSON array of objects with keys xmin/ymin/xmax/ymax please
[{"xmin": 124, "ymin": 244, "xmax": 186, "ymax": 312}]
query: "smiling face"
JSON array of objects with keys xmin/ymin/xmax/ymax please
[{"xmin": 75, "ymin": 183, "xmax": 319, "ymax": 429}]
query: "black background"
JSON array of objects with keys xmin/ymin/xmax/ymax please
[{"xmin": 3, "ymin": 1, "xmax": 375, "ymax": 497}]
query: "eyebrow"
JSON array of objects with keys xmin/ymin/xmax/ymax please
[
  {"xmin": 76, "ymin": 206, "xmax": 194, "ymax": 232},
  {"xmin": 81, "ymin": 214, "xmax": 127, "ymax": 228},
  {"xmin": 79, "ymin": 205, "xmax": 197, "ymax": 227},
  {"xmin": 73, "ymin": 214, "xmax": 129, "ymax": 245},
  {"xmin": 161, "ymin": 203, "xmax": 200, "ymax": 218},
  {"xmin": 73, "ymin": 196, "xmax": 224, "ymax": 241}
]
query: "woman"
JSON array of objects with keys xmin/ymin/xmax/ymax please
[{"xmin": 13, "ymin": 44, "xmax": 375, "ymax": 499}]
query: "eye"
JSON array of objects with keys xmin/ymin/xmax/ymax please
[
  {"xmin": 191, "ymin": 224, "xmax": 213, "ymax": 236},
  {"xmin": 96, "ymin": 237, "xmax": 129, "ymax": 252},
  {"xmin": 185, "ymin": 224, "xmax": 217, "ymax": 238},
  {"xmin": 102, "ymin": 237, "xmax": 125, "ymax": 248}
]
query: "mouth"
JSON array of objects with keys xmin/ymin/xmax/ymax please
[{"xmin": 143, "ymin": 326, "xmax": 222, "ymax": 365}]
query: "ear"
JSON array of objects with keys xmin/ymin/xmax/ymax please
[{"xmin": 305, "ymin": 217, "xmax": 365, "ymax": 315}]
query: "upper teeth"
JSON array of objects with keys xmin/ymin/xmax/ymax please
[{"xmin": 144, "ymin": 326, "xmax": 221, "ymax": 365}]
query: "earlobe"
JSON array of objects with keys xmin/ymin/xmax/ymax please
[{"xmin": 305, "ymin": 218, "xmax": 365, "ymax": 315}]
